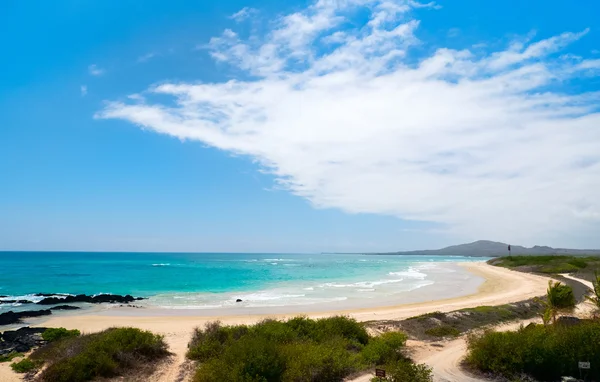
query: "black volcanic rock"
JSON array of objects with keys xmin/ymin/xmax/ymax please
[
  {"xmin": 236, "ymin": 299, "xmax": 243, "ymax": 302},
  {"xmin": 50, "ymin": 305, "xmax": 81, "ymax": 311},
  {"xmin": 0, "ymin": 310, "xmax": 52, "ymax": 326},
  {"xmin": 0, "ymin": 300, "xmax": 34, "ymax": 305},
  {"xmin": 0, "ymin": 327, "xmax": 47, "ymax": 355},
  {"xmin": 37, "ymin": 294, "xmax": 144, "ymax": 305}
]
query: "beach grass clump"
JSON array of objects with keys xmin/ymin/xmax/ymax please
[
  {"xmin": 0, "ymin": 352, "xmax": 24, "ymax": 363},
  {"xmin": 28, "ymin": 327, "xmax": 169, "ymax": 382},
  {"xmin": 423, "ymin": 325, "xmax": 460, "ymax": 338},
  {"xmin": 188, "ymin": 316, "xmax": 430, "ymax": 382},
  {"xmin": 10, "ymin": 357, "xmax": 37, "ymax": 373},
  {"xmin": 465, "ymin": 320, "xmax": 600, "ymax": 381},
  {"xmin": 41, "ymin": 327, "xmax": 81, "ymax": 342}
]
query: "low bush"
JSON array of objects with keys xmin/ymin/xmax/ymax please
[
  {"xmin": 0, "ymin": 352, "xmax": 24, "ymax": 363},
  {"xmin": 424, "ymin": 325, "xmax": 460, "ymax": 338},
  {"xmin": 362, "ymin": 332, "xmax": 407, "ymax": 365},
  {"xmin": 29, "ymin": 327, "xmax": 169, "ymax": 382},
  {"xmin": 42, "ymin": 327, "xmax": 81, "ymax": 342},
  {"xmin": 10, "ymin": 358, "xmax": 37, "ymax": 373},
  {"xmin": 466, "ymin": 320, "xmax": 600, "ymax": 381},
  {"xmin": 189, "ymin": 316, "xmax": 417, "ymax": 382},
  {"xmin": 372, "ymin": 359, "xmax": 432, "ymax": 382}
]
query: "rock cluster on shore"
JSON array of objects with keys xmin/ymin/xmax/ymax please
[
  {"xmin": 0, "ymin": 293, "xmax": 146, "ymax": 306},
  {"xmin": 0, "ymin": 327, "xmax": 47, "ymax": 355},
  {"xmin": 0, "ymin": 293, "xmax": 144, "ymax": 326},
  {"xmin": 36, "ymin": 294, "xmax": 144, "ymax": 305}
]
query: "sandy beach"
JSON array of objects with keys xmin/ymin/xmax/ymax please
[{"xmin": 0, "ymin": 262, "xmax": 552, "ymax": 381}]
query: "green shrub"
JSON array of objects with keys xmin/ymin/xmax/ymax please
[
  {"xmin": 30, "ymin": 327, "xmax": 169, "ymax": 382},
  {"xmin": 372, "ymin": 359, "xmax": 432, "ymax": 382},
  {"xmin": 540, "ymin": 264, "xmax": 580, "ymax": 273},
  {"xmin": 0, "ymin": 352, "xmax": 24, "ymax": 363},
  {"xmin": 466, "ymin": 321, "xmax": 600, "ymax": 380},
  {"xmin": 42, "ymin": 327, "xmax": 81, "ymax": 342},
  {"xmin": 10, "ymin": 358, "xmax": 37, "ymax": 373},
  {"xmin": 361, "ymin": 332, "xmax": 407, "ymax": 366},
  {"xmin": 424, "ymin": 325, "xmax": 460, "ymax": 338},
  {"xmin": 189, "ymin": 316, "xmax": 412, "ymax": 382}
]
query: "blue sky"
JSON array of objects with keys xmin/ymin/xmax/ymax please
[{"xmin": 1, "ymin": 0, "xmax": 599, "ymax": 252}]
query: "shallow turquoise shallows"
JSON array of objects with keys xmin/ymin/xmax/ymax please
[{"xmin": 0, "ymin": 252, "xmax": 488, "ymax": 311}]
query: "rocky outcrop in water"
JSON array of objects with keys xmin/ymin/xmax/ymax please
[
  {"xmin": 37, "ymin": 294, "xmax": 145, "ymax": 305},
  {"xmin": 0, "ymin": 310, "xmax": 52, "ymax": 326},
  {"xmin": 0, "ymin": 300, "xmax": 34, "ymax": 305},
  {"xmin": 50, "ymin": 305, "xmax": 81, "ymax": 311},
  {"xmin": 0, "ymin": 327, "xmax": 48, "ymax": 355}
]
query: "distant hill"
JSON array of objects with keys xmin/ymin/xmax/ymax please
[{"xmin": 377, "ymin": 240, "xmax": 600, "ymax": 257}]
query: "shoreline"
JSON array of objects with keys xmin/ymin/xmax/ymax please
[
  {"xmin": 27, "ymin": 262, "xmax": 552, "ymax": 328},
  {"xmin": 0, "ymin": 262, "xmax": 552, "ymax": 382}
]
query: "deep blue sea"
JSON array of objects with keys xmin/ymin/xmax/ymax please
[{"xmin": 0, "ymin": 252, "xmax": 488, "ymax": 312}]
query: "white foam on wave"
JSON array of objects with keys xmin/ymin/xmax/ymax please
[
  {"xmin": 320, "ymin": 278, "xmax": 406, "ymax": 289},
  {"xmin": 263, "ymin": 258, "xmax": 297, "ymax": 262},
  {"xmin": 388, "ymin": 268, "xmax": 427, "ymax": 279},
  {"xmin": 238, "ymin": 292, "xmax": 306, "ymax": 302},
  {"xmin": 0, "ymin": 293, "xmax": 72, "ymax": 304},
  {"xmin": 152, "ymin": 263, "xmax": 171, "ymax": 267}
]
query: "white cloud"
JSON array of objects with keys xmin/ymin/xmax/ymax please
[
  {"xmin": 229, "ymin": 7, "xmax": 257, "ymax": 22},
  {"xmin": 80, "ymin": 85, "xmax": 87, "ymax": 96},
  {"xmin": 88, "ymin": 64, "xmax": 105, "ymax": 76},
  {"xmin": 137, "ymin": 52, "xmax": 157, "ymax": 63},
  {"xmin": 97, "ymin": 0, "xmax": 600, "ymax": 245}
]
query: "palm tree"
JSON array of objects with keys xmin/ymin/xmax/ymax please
[
  {"xmin": 585, "ymin": 271, "xmax": 600, "ymax": 315},
  {"xmin": 544, "ymin": 280, "xmax": 576, "ymax": 324}
]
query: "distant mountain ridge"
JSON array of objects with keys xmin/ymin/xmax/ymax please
[{"xmin": 377, "ymin": 240, "xmax": 600, "ymax": 257}]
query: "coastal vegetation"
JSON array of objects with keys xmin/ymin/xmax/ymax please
[
  {"xmin": 540, "ymin": 280, "xmax": 576, "ymax": 324},
  {"xmin": 10, "ymin": 357, "xmax": 37, "ymax": 373},
  {"xmin": 19, "ymin": 327, "xmax": 169, "ymax": 381},
  {"xmin": 366, "ymin": 298, "xmax": 545, "ymax": 340},
  {"xmin": 187, "ymin": 316, "xmax": 431, "ymax": 382},
  {"xmin": 465, "ymin": 320, "xmax": 600, "ymax": 381},
  {"xmin": 41, "ymin": 327, "xmax": 80, "ymax": 342},
  {"xmin": 464, "ymin": 281, "xmax": 600, "ymax": 381},
  {"xmin": 489, "ymin": 255, "xmax": 600, "ymax": 278},
  {"xmin": 0, "ymin": 352, "xmax": 24, "ymax": 363}
]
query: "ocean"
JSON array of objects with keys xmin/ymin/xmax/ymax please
[{"xmin": 0, "ymin": 252, "xmax": 489, "ymax": 314}]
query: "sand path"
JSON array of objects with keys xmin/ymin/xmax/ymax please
[
  {"xmin": 1, "ymin": 262, "xmax": 552, "ymax": 382},
  {"xmin": 409, "ymin": 273, "xmax": 595, "ymax": 382}
]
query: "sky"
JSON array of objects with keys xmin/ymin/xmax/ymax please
[{"xmin": 1, "ymin": 0, "xmax": 599, "ymax": 253}]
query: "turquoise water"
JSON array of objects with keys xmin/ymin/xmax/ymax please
[{"xmin": 0, "ymin": 252, "xmax": 488, "ymax": 311}]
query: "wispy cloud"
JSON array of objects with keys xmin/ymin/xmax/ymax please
[
  {"xmin": 88, "ymin": 64, "xmax": 105, "ymax": 76},
  {"xmin": 229, "ymin": 7, "xmax": 257, "ymax": 22},
  {"xmin": 447, "ymin": 27, "xmax": 460, "ymax": 38},
  {"xmin": 98, "ymin": 0, "xmax": 600, "ymax": 245},
  {"xmin": 80, "ymin": 85, "xmax": 87, "ymax": 96},
  {"xmin": 137, "ymin": 52, "xmax": 157, "ymax": 63}
]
